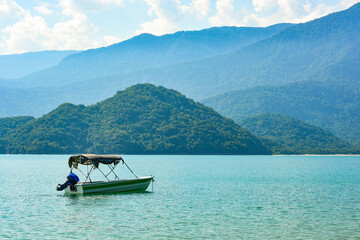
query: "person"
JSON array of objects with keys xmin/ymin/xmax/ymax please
[{"xmin": 56, "ymin": 172, "xmax": 80, "ymax": 191}]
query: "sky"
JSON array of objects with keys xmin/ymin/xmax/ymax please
[{"xmin": 0, "ymin": 0, "xmax": 358, "ymax": 54}]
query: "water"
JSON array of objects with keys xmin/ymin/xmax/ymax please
[{"xmin": 1, "ymin": 155, "xmax": 360, "ymax": 239}]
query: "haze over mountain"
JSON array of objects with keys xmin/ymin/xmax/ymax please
[
  {"xmin": 0, "ymin": 50, "xmax": 77, "ymax": 80},
  {"xmin": 0, "ymin": 84, "xmax": 270, "ymax": 155}
]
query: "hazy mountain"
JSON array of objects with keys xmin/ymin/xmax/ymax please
[
  {"xmin": 6, "ymin": 24, "xmax": 292, "ymax": 88},
  {"xmin": 115, "ymin": 2, "xmax": 359, "ymax": 99},
  {"xmin": 0, "ymin": 84, "xmax": 270, "ymax": 155},
  {"xmin": 0, "ymin": 50, "xmax": 77, "ymax": 80},
  {"xmin": 239, "ymin": 113, "xmax": 351, "ymax": 154},
  {"xmin": 202, "ymin": 81, "xmax": 360, "ymax": 144}
]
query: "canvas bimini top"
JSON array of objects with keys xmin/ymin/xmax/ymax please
[{"xmin": 68, "ymin": 154, "xmax": 123, "ymax": 168}]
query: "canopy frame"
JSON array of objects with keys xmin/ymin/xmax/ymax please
[{"xmin": 68, "ymin": 154, "xmax": 138, "ymax": 183}]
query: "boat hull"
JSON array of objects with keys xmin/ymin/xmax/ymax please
[{"xmin": 64, "ymin": 176, "xmax": 154, "ymax": 194}]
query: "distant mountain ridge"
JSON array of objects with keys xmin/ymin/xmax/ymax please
[
  {"xmin": 0, "ymin": 50, "xmax": 78, "ymax": 80},
  {"xmin": 5, "ymin": 24, "xmax": 292, "ymax": 89},
  {"xmin": 0, "ymin": 84, "xmax": 270, "ymax": 155}
]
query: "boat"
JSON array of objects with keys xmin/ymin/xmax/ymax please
[{"xmin": 57, "ymin": 154, "xmax": 154, "ymax": 194}]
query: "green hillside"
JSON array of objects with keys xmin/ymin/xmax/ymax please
[
  {"xmin": 0, "ymin": 116, "xmax": 34, "ymax": 136},
  {"xmin": 239, "ymin": 113, "xmax": 351, "ymax": 154},
  {"xmin": 0, "ymin": 84, "xmax": 270, "ymax": 155},
  {"xmin": 202, "ymin": 81, "xmax": 360, "ymax": 144}
]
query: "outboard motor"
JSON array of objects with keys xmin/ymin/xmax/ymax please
[{"xmin": 56, "ymin": 172, "xmax": 79, "ymax": 191}]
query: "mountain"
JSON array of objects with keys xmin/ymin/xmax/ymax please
[
  {"xmin": 0, "ymin": 84, "xmax": 270, "ymax": 155},
  {"xmin": 202, "ymin": 81, "xmax": 360, "ymax": 144},
  {"xmin": 37, "ymin": 2, "xmax": 359, "ymax": 100},
  {"xmin": 0, "ymin": 50, "xmax": 77, "ymax": 80},
  {"xmin": 6, "ymin": 24, "xmax": 292, "ymax": 88},
  {"xmin": 239, "ymin": 113, "xmax": 351, "ymax": 154},
  {"xmin": 1, "ymin": 3, "xmax": 359, "ymax": 121}
]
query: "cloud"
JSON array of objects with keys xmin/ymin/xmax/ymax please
[
  {"xmin": 252, "ymin": 0, "xmax": 277, "ymax": 12},
  {"xmin": 209, "ymin": 0, "xmax": 241, "ymax": 26},
  {"xmin": 0, "ymin": 0, "xmax": 101, "ymax": 54},
  {"xmin": 34, "ymin": 5, "xmax": 53, "ymax": 15},
  {"xmin": 101, "ymin": 35, "xmax": 121, "ymax": 46},
  {"xmin": 245, "ymin": 0, "xmax": 360, "ymax": 27},
  {"xmin": 95, "ymin": 0, "xmax": 124, "ymax": 5},
  {"xmin": 0, "ymin": 0, "xmax": 25, "ymax": 18},
  {"xmin": 135, "ymin": 0, "xmax": 183, "ymax": 36},
  {"xmin": 183, "ymin": 0, "xmax": 210, "ymax": 18},
  {"xmin": 2, "ymin": 12, "xmax": 52, "ymax": 53},
  {"xmin": 74, "ymin": 0, "xmax": 125, "ymax": 12}
]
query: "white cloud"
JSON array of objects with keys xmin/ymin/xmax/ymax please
[
  {"xmin": 0, "ymin": 0, "xmax": 131, "ymax": 54},
  {"xmin": 209, "ymin": 0, "xmax": 241, "ymax": 26},
  {"xmin": 34, "ymin": 5, "xmax": 53, "ymax": 15},
  {"xmin": 183, "ymin": 0, "xmax": 210, "ymax": 18},
  {"xmin": 101, "ymin": 35, "xmax": 121, "ymax": 46},
  {"xmin": 135, "ymin": 0, "xmax": 183, "ymax": 36},
  {"xmin": 339, "ymin": 0, "xmax": 360, "ymax": 8},
  {"xmin": 252, "ymin": 0, "xmax": 277, "ymax": 12},
  {"xmin": 95, "ymin": 0, "xmax": 124, "ymax": 5},
  {"xmin": 246, "ymin": 0, "xmax": 360, "ymax": 27},
  {"xmin": 2, "ymin": 12, "xmax": 52, "ymax": 53},
  {"xmin": 73, "ymin": 0, "xmax": 125, "ymax": 12},
  {"xmin": 0, "ymin": 0, "xmax": 101, "ymax": 54},
  {"xmin": 193, "ymin": 0, "xmax": 210, "ymax": 18},
  {"xmin": 0, "ymin": 0, "xmax": 25, "ymax": 18}
]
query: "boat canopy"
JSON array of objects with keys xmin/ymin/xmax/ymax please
[{"xmin": 68, "ymin": 154, "xmax": 123, "ymax": 168}]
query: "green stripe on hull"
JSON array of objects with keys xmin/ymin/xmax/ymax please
[{"xmin": 81, "ymin": 178, "xmax": 152, "ymax": 191}]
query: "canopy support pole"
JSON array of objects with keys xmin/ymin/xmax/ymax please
[
  {"xmin": 107, "ymin": 164, "xmax": 120, "ymax": 180},
  {"xmin": 76, "ymin": 167, "xmax": 88, "ymax": 179},
  {"xmin": 97, "ymin": 167, "xmax": 110, "ymax": 182},
  {"xmin": 122, "ymin": 160, "xmax": 138, "ymax": 179},
  {"xmin": 85, "ymin": 165, "xmax": 95, "ymax": 183}
]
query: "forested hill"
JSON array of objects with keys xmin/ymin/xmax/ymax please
[
  {"xmin": 239, "ymin": 113, "xmax": 352, "ymax": 154},
  {"xmin": 202, "ymin": 80, "xmax": 360, "ymax": 144},
  {"xmin": 0, "ymin": 84, "xmax": 270, "ymax": 155}
]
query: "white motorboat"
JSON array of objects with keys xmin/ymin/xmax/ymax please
[{"xmin": 57, "ymin": 154, "xmax": 154, "ymax": 194}]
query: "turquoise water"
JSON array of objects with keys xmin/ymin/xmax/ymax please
[{"xmin": 1, "ymin": 155, "xmax": 360, "ymax": 239}]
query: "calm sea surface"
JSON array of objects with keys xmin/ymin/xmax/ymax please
[{"xmin": 1, "ymin": 155, "xmax": 360, "ymax": 239}]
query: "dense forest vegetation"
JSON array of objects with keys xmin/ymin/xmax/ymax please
[
  {"xmin": 0, "ymin": 116, "xmax": 34, "ymax": 136},
  {"xmin": 239, "ymin": 113, "xmax": 353, "ymax": 154},
  {"xmin": 203, "ymin": 80, "xmax": 360, "ymax": 145},
  {"xmin": 0, "ymin": 84, "xmax": 270, "ymax": 155}
]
